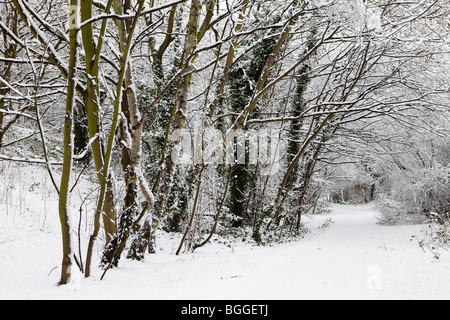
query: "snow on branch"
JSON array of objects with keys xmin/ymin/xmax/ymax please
[{"xmin": 79, "ymin": 0, "xmax": 188, "ymax": 28}]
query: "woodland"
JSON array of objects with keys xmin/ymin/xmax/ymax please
[{"xmin": 0, "ymin": 0, "xmax": 449, "ymax": 287}]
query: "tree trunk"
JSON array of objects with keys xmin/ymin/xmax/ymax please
[
  {"xmin": 57, "ymin": 0, "xmax": 80, "ymax": 285},
  {"xmin": 80, "ymin": 0, "xmax": 117, "ymax": 246},
  {"xmin": 84, "ymin": 0, "xmax": 147, "ymax": 277},
  {"xmin": 127, "ymin": 0, "xmax": 202, "ymax": 261},
  {"xmin": 100, "ymin": 62, "xmax": 146, "ymax": 269}
]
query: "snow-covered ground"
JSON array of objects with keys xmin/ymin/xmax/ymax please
[{"xmin": 1, "ymin": 163, "xmax": 450, "ymax": 300}]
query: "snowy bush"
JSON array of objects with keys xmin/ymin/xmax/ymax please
[
  {"xmin": 377, "ymin": 166, "xmax": 450, "ymax": 226},
  {"xmin": 312, "ymin": 0, "xmax": 382, "ymax": 33},
  {"xmin": 413, "ymin": 219, "xmax": 450, "ymax": 260},
  {"xmin": 324, "ymin": 161, "xmax": 379, "ymax": 205}
]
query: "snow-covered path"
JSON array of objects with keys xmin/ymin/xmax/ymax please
[{"xmin": 1, "ymin": 203, "xmax": 450, "ymax": 300}]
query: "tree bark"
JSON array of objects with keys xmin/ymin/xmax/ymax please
[
  {"xmin": 84, "ymin": 0, "xmax": 147, "ymax": 277},
  {"xmin": 127, "ymin": 0, "xmax": 202, "ymax": 261},
  {"xmin": 57, "ymin": 0, "xmax": 80, "ymax": 285}
]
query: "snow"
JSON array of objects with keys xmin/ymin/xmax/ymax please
[{"xmin": 1, "ymin": 164, "xmax": 450, "ymax": 300}]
